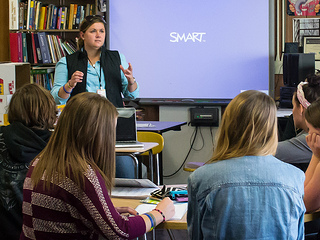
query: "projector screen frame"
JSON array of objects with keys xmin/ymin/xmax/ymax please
[{"xmin": 105, "ymin": 0, "xmax": 275, "ymax": 103}]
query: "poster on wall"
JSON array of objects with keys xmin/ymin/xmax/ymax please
[{"xmin": 287, "ymin": 0, "xmax": 320, "ymax": 16}]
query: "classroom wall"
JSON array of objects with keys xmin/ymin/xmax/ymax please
[{"xmin": 159, "ymin": 106, "xmax": 220, "ymax": 185}]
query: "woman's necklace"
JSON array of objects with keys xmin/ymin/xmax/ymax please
[{"xmin": 88, "ymin": 57, "xmax": 102, "ymax": 88}]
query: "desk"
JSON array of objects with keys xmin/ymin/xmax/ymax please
[
  {"xmin": 137, "ymin": 121, "xmax": 187, "ymax": 184},
  {"xmin": 112, "ymin": 197, "xmax": 320, "ymax": 231},
  {"xmin": 112, "ymin": 197, "xmax": 187, "ymax": 230},
  {"xmin": 116, "ymin": 142, "xmax": 158, "ymax": 183},
  {"xmin": 137, "ymin": 121, "xmax": 187, "ymax": 134}
]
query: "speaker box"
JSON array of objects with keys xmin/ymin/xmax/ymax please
[
  {"xmin": 283, "ymin": 53, "xmax": 315, "ymax": 87},
  {"xmin": 284, "ymin": 42, "xmax": 299, "ymax": 53}
]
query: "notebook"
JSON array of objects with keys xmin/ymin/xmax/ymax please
[{"xmin": 115, "ymin": 108, "xmax": 144, "ymax": 148}]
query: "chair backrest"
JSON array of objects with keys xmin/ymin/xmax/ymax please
[{"xmin": 137, "ymin": 132, "xmax": 164, "ymax": 155}]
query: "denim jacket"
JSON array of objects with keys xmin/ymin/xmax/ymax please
[{"xmin": 187, "ymin": 155, "xmax": 305, "ymax": 240}]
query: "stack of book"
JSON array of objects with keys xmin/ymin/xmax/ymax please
[
  {"xmin": 9, "ymin": 32, "xmax": 77, "ymax": 64},
  {"xmin": 11, "ymin": 1, "xmax": 96, "ymax": 30},
  {"xmin": 31, "ymin": 66, "xmax": 55, "ymax": 90}
]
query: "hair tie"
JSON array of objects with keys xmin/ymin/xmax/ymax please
[{"xmin": 297, "ymin": 82, "xmax": 311, "ymax": 109}]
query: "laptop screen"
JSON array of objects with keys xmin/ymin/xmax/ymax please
[{"xmin": 116, "ymin": 108, "xmax": 137, "ymax": 142}]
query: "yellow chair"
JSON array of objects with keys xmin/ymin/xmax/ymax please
[
  {"xmin": 183, "ymin": 161, "xmax": 205, "ymax": 172},
  {"xmin": 137, "ymin": 132, "xmax": 164, "ymax": 185}
]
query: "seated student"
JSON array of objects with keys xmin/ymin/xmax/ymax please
[
  {"xmin": 276, "ymin": 74, "xmax": 320, "ymax": 171},
  {"xmin": 187, "ymin": 90, "xmax": 305, "ymax": 240},
  {"xmin": 0, "ymin": 84, "xmax": 57, "ymax": 240},
  {"xmin": 303, "ymin": 98, "xmax": 320, "ymax": 212},
  {"xmin": 20, "ymin": 92, "xmax": 175, "ymax": 239}
]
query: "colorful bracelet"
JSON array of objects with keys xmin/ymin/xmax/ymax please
[
  {"xmin": 67, "ymin": 81, "xmax": 74, "ymax": 89},
  {"xmin": 153, "ymin": 209, "xmax": 166, "ymax": 222},
  {"xmin": 63, "ymin": 84, "xmax": 72, "ymax": 94},
  {"xmin": 144, "ymin": 213, "xmax": 155, "ymax": 232}
]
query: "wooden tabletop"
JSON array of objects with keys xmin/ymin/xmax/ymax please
[
  {"xmin": 115, "ymin": 142, "xmax": 158, "ymax": 153},
  {"xmin": 111, "ymin": 197, "xmax": 187, "ymax": 230}
]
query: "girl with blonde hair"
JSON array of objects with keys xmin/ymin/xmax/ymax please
[
  {"xmin": 20, "ymin": 92, "xmax": 174, "ymax": 239},
  {"xmin": 188, "ymin": 90, "xmax": 305, "ymax": 240}
]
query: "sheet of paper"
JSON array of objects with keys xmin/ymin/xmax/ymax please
[
  {"xmin": 135, "ymin": 203, "xmax": 188, "ymax": 220},
  {"xmin": 111, "ymin": 187, "xmax": 159, "ymax": 199},
  {"xmin": 114, "ymin": 178, "xmax": 158, "ymax": 188}
]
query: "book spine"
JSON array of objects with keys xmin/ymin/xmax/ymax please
[
  {"xmin": 75, "ymin": 5, "xmax": 81, "ymax": 29},
  {"xmin": 38, "ymin": 6, "xmax": 46, "ymax": 30},
  {"xmin": 26, "ymin": 33, "xmax": 34, "ymax": 63},
  {"xmin": 38, "ymin": 32, "xmax": 51, "ymax": 63},
  {"xmin": 51, "ymin": 6, "xmax": 57, "ymax": 29},
  {"xmin": 72, "ymin": 4, "xmax": 78, "ymax": 29},
  {"xmin": 9, "ymin": 0, "xmax": 19, "ymax": 30},
  {"xmin": 26, "ymin": 0, "xmax": 31, "ymax": 30},
  {"xmin": 22, "ymin": 32, "xmax": 28, "ymax": 62},
  {"xmin": 9, "ymin": 33, "xmax": 19, "ymax": 62},
  {"xmin": 47, "ymin": 35, "xmax": 57, "ymax": 63},
  {"xmin": 19, "ymin": 2, "xmax": 25, "ymax": 30},
  {"xmin": 33, "ymin": 33, "xmax": 43, "ymax": 64},
  {"xmin": 34, "ymin": 1, "xmax": 41, "ymax": 30},
  {"xmin": 68, "ymin": 4, "xmax": 74, "ymax": 30},
  {"xmin": 31, "ymin": 32, "xmax": 38, "ymax": 63},
  {"xmin": 17, "ymin": 32, "xmax": 23, "ymax": 62},
  {"xmin": 60, "ymin": 7, "xmax": 66, "ymax": 30}
]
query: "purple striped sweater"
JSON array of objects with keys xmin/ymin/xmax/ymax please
[{"xmin": 20, "ymin": 159, "xmax": 146, "ymax": 239}]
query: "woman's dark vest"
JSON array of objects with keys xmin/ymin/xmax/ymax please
[{"xmin": 66, "ymin": 48, "xmax": 123, "ymax": 107}]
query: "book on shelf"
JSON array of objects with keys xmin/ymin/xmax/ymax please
[
  {"xmin": 31, "ymin": 33, "xmax": 38, "ymax": 64},
  {"xmin": 74, "ymin": 5, "xmax": 81, "ymax": 29},
  {"xmin": 9, "ymin": 0, "xmax": 19, "ymax": 30},
  {"xmin": 61, "ymin": 6, "xmax": 67, "ymax": 30},
  {"xmin": 31, "ymin": 67, "xmax": 54, "ymax": 90},
  {"xmin": 38, "ymin": 6, "xmax": 46, "ymax": 30},
  {"xmin": 72, "ymin": 4, "xmax": 78, "ymax": 29},
  {"xmin": 50, "ymin": 5, "xmax": 58, "ymax": 29},
  {"xmin": 34, "ymin": 1, "xmax": 41, "ymax": 30},
  {"xmin": 9, "ymin": 33, "xmax": 22, "ymax": 62},
  {"xmin": 68, "ymin": 4, "xmax": 75, "ymax": 30},
  {"xmin": 38, "ymin": 32, "xmax": 52, "ymax": 64},
  {"xmin": 22, "ymin": 32, "xmax": 28, "ymax": 62},
  {"xmin": 33, "ymin": 33, "xmax": 43, "ymax": 64},
  {"xmin": 26, "ymin": 33, "xmax": 34, "ymax": 64},
  {"xmin": 19, "ymin": 1, "xmax": 25, "ymax": 30}
]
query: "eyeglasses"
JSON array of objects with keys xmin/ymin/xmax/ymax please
[{"xmin": 85, "ymin": 15, "xmax": 106, "ymax": 24}]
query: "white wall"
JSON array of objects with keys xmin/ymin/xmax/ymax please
[{"xmin": 159, "ymin": 106, "xmax": 220, "ymax": 185}]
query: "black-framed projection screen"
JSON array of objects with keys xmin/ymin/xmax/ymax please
[{"xmin": 107, "ymin": 0, "xmax": 272, "ymax": 100}]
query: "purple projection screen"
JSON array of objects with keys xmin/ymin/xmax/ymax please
[{"xmin": 108, "ymin": 0, "xmax": 270, "ymax": 99}]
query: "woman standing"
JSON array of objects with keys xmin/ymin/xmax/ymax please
[{"xmin": 51, "ymin": 15, "xmax": 139, "ymax": 107}]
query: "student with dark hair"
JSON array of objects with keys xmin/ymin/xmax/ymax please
[
  {"xmin": 187, "ymin": 90, "xmax": 305, "ymax": 240},
  {"xmin": 20, "ymin": 92, "xmax": 175, "ymax": 239},
  {"xmin": 276, "ymin": 74, "xmax": 320, "ymax": 171},
  {"xmin": 303, "ymin": 98, "xmax": 320, "ymax": 212},
  {"xmin": 0, "ymin": 83, "xmax": 57, "ymax": 240}
]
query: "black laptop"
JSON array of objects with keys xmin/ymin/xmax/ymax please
[{"xmin": 115, "ymin": 108, "xmax": 144, "ymax": 148}]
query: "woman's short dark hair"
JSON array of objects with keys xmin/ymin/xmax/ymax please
[
  {"xmin": 294, "ymin": 73, "xmax": 320, "ymax": 106},
  {"xmin": 7, "ymin": 83, "xmax": 57, "ymax": 129},
  {"xmin": 77, "ymin": 15, "xmax": 106, "ymax": 50}
]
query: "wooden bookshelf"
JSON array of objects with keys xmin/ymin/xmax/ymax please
[
  {"xmin": 7, "ymin": 0, "xmax": 101, "ymax": 90},
  {"xmin": 0, "ymin": 1, "xmax": 10, "ymax": 61}
]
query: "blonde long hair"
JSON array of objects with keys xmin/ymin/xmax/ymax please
[
  {"xmin": 207, "ymin": 90, "xmax": 278, "ymax": 163},
  {"xmin": 31, "ymin": 92, "xmax": 118, "ymax": 191}
]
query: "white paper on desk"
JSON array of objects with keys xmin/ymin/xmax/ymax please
[
  {"xmin": 135, "ymin": 203, "xmax": 188, "ymax": 220},
  {"xmin": 111, "ymin": 187, "xmax": 159, "ymax": 199},
  {"xmin": 136, "ymin": 123, "xmax": 155, "ymax": 128}
]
